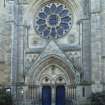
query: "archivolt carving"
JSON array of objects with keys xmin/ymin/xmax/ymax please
[{"xmin": 26, "ymin": 54, "xmax": 76, "ymax": 85}]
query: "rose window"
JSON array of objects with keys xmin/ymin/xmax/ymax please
[{"xmin": 34, "ymin": 3, "xmax": 72, "ymax": 39}]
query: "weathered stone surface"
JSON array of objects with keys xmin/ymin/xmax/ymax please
[{"xmin": 0, "ymin": 0, "xmax": 105, "ymax": 103}]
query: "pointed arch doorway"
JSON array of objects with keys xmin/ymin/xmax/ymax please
[
  {"xmin": 27, "ymin": 55, "xmax": 76, "ymax": 105},
  {"xmin": 40, "ymin": 64, "xmax": 69, "ymax": 105}
]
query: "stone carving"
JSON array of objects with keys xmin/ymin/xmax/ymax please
[{"xmin": 34, "ymin": 3, "xmax": 72, "ymax": 39}]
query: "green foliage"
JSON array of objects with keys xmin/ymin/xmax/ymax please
[
  {"xmin": 88, "ymin": 91, "xmax": 105, "ymax": 105},
  {"xmin": 0, "ymin": 88, "xmax": 13, "ymax": 105}
]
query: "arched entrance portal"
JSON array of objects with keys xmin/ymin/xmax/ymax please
[
  {"xmin": 40, "ymin": 64, "xmax": 68, "ymax": 105},
  {"xmin": 26, "ymin": 56, "xmax": 76, "ymax": 105}
]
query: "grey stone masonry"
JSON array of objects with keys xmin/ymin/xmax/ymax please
[
  {"xmin": 82, "ymin": 19, "xmax": 91, "ymax": 81},
  {"xmin": 82, "ymin": 0, "xmax": 91, "ymax": 81},
  {"xmin": 101, "ymin": 0, "xmax": 105, "ymax": 83},
  {"xmin": 7, "ymin": 0, "xmax": 18, "ymax": 99},
  {"xmin": 9, "ymin": 0, "xmax": 24, "ymax": 99},
  {"xmin": 8, "ymin": 0, "xmax": 18, "ymax": 86},
  {"xmin": 91, "ymin": 0, "xmax": 103, "ymax": 92}
]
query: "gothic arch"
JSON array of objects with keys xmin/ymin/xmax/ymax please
[
  {"xmin": 26, "ymin": 54, "xmax": 76, "ymax": 85},
  {"xmin": 24, "ymin": 0, "xmax": 81, "ymax": 25},
  {"xmin": 37, "ymin": 64, "xmax": 69, "ymax": 85},
  {"xmin": 29, "ymin": 0, "xmax": 80, "ymax": 17}
]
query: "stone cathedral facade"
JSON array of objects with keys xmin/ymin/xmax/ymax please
[{"xmin": 0, "ymin": 0, "xmax": 105, "ymax": 105}]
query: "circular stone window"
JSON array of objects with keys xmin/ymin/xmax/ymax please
[{"xmin": 34, "ymin": 3, "xmax": 73, "ymax": 39}]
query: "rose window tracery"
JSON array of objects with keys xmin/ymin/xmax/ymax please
[{"xmin": 34, "ymin": 3, "xmax": 72, "ymax": 39}]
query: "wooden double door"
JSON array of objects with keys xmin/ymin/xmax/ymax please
[{"xmin": 42, "ymin": 86, "xmax": 65, "ymax": 105}]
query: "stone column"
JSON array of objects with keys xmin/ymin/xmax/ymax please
[
  {"xmin": 82, "ymin": 19, "xmax": 91, "ymax": 81},
  {"xmin": 52, "ymin": 85, "xmax": 55, "ymax": 105},
  {"xmin": 101, "ymin": 0, "xmax": 105, "ymax": 90},
  {"xmin": 79, "ymin": 0, "xmax": 92, "ymax": 99},
  {"xmin": 8, "ymin": 0, "xmax": 25, "ymax": 104},
  {"xmin": 7, "ymin": 0, "xmax": 18, "ymax": 99},
  {"xmin": 90, "ymin": 0, "xmax": 103, "ymax": 92},
  {"xmin": 16, "ymin": 0, "xmax": 24, "ymax": 82},
  {"xmin": 82, "ymin": 0, "xmax": 91, "ymax": 81}
]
